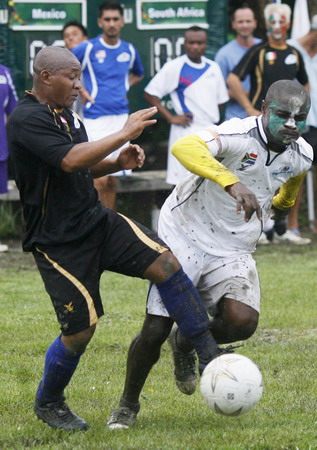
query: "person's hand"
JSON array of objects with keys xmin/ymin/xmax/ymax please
[
  {"xmin": 123, "ymin": 107, "xmax": 157, "ymax": 141},
  {"xmin": 117, "ymin": 144, "xmax": 145, "ymax": 170},
  {"xmin": 169, "ymin": 113, "xmax": 193, "ymax": 127},
  {"xmin": 270, "ymin": 205, "xmax": 290, "ymax": 221},
  {"xmin": 80, "ymin": 88, "xmax": 95, "ymax": 105},
  {"xmin": 226, "ymin": 182, "xmax": 262, "ymax": 222}
]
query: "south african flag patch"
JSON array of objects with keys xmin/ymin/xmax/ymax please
[{"xmin": 241, "ymin": 152, "xmax": 257, "ymax": 165}]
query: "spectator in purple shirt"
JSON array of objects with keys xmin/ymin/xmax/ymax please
[{"xmin": 0, "ymin": 64, "xmax": 18, "ymax": 252}]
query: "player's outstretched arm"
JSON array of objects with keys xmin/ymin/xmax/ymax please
[
  {"xmin": 61, "ymin": 107, "xmax": 157, "ymax": 172},
  {"xmin": 226, "ymin": 182, "xmax": 262, "ymax": 222},
  {"xmin": 91, "ymin": 144, "xmax": 145, "ymax": 178}
]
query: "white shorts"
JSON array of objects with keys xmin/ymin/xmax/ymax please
[
  {"xmin": 84, "ymin": 114, "xmax": 132, "ymax": 177},
  {"xmin": 147, "ymin": 219, "xmax": 261, "ymax": 317}
]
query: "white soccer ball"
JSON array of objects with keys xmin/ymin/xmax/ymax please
[{"xmin": 200, "ymin": 353, "xmax": 263, "ymax": 416}]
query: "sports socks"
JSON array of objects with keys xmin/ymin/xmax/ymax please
[
  {"xmin": 35, "ymin": 335, "xmax": 82, "ymax": 405},
  {"xmin": 156, "ymin": 268, "xmax": 218, "ymax": 370}
]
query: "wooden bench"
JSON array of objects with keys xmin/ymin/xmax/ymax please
[
  {"xmin": 0, "ymin": 170, "xmax": 173, "ymax": 229},
  {"xmin": 0, "ymin": 170, "xmax": 172, "ymax": 201}
]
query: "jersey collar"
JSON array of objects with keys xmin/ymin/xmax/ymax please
[
  {"xmin": 184, "ymin": 54, "xmax": 207, "ymax": 69},
  {"xmin": 257, "ymin": 115, "xmax": 268, "ymax": 144},
  {"xmin": 99, "ymin": 36, "xmax": 121, "ymax": 49}
]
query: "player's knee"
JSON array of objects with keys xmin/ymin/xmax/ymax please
[
  {"xmin": 62, "ymin": 324, "xmax": 96, "ymax": 353},
  {"xmin": 231, "ymin": 315, "xmax": 258, "ymax": 341},
  {"xmin": 143, "ymin": 250, "xmax": 181, "ymax": 283},
  {"xmin": 140, "ymin": 315, "xmax": 173, "ymax": 348},
  {"xmin": 217, "ymin": 298, "xmax": 259, "ymax": 342},
  {"xmin": 226, "ymin": 309, "xmax": 258, "ymax": 341}
]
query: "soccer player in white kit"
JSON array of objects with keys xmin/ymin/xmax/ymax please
[
  {"xmin": 107, "ymin": 80, "xmax": 312, "ymax": 429},
  {"xmin": 144, "ymin": 26, "xmax": 229, "ymax": 186}
]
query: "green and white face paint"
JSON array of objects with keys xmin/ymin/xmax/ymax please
[{"xmin": 266, "ymin": 96, "xmax": 308, "ymax": 146}]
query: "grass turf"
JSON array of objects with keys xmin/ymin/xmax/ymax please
[{"xmin": 0, "ymin": 243, "xmax": 316, "ymax": 449}]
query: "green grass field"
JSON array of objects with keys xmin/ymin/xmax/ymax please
[{"xmin": 1, "ymin": 243, "xmax": 317, "ymax": 449}]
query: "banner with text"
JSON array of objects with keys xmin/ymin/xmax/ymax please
[
  {"xmin": 136, "ymin": 0, "xmax": 208, "ymax": 30},
  {"xmin": 9, "ymin": 0, "xmax": 86, "ymax": 30}
]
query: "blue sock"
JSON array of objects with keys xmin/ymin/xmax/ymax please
[
  {"xmin": 36, "ymin": 335, "xmax": 82, "ymax": 405},
  {"xmin": 156, "ymin": 268, "xmax": 218, "ymax": 368}
]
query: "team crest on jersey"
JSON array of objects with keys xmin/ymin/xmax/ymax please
[
  {"xmin": 272, "ymin": 165, "xmax": 293, "ymax": 177},
  {"xmin": 265, "ymin": 51, "xmax": 277, "ymax": 64},
  {"xmin": 117, "ymin": 52, "xmax": 130, "ymax": 62},
  {"xmin": 238, "ymin": 152, "xmax": 258, "ymax": 171},
  {"xmin": 0, "ymin": 75, "xmax": 7, "ymax": 84},
  {"xmin": 95, "ymin": 49, "xmax": 106, "ymax": 63}
]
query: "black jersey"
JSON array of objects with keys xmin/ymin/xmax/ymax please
[
  {"xmin": 8, "ymin": 93, "xmax": 106, "ymax": 251},
  {"xmin": 232, "ymin": 42, "xmax": 308, "ymax": 110}
]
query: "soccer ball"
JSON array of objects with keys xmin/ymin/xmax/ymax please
[{"xmin": 200, "ymin": 353, "xmax": 263, "ymax": 416}]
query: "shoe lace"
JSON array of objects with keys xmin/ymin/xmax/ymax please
[{"xmin": 217, "ymin": 344, "xmax": 244, "ymax": 355}]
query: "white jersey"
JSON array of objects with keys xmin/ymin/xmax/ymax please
[
  {"xmin": 159, "ymin": 116, "xmax": 313, "ymax": 257},
  {"xmin": 144, "ymin": 54, "xmax": 229, "ymax": 184}
]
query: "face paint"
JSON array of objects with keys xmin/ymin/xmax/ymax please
[
  {"xmin": 266, "ymin": 98, "xmax": 308, "ymax": 145},
  {"xmin": 267, "ymin": 12, "xmax": 289, "ymax": 40}
]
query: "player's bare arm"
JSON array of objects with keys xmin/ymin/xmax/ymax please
[
  {"xmin": 226, "ymin": 73, "xmax": 261, "ymax": 116},
  {"xmin": 91, "ymin": 144, "xmax": 145, "ymax": 178},
  {"xmin": 144, "ymin": 92, "xmax": 193, "ymax": 127},
  {"xmin": 226, "ymin": 182, "xmax": 262, "ymax": 222},
  {"xmin": 129, "ymin": 73, "xmax": 144, "ymax": 87},
  {"xmin": 61, "ymin": 107, "xmax": 157, "ymax": 172}
]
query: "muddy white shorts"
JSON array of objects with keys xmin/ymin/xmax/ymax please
[
  {"xmin": 84, "ymin": 114, "xmax": 132, "ymax": 176},
  {"xmin": 147, "ymin": 222, "xmax": 261, "ymax": 317}
]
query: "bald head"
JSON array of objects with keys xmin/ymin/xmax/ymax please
[
  {"xmin": 262, "ymin": 80, "xmax": 310, "ymax": 150},
  {"xmin": 32, "ymin": 46, "xmax": 82, "ymax": 109},
  {"xmin": 33, "ymin": 46, "xmax": 80, "ymax": 75},
  {"xmin": 264, "ymin": 80, "xmax": 310, "ymax": 111}
]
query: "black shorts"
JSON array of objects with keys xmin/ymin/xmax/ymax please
[{"xmin": 33, "ymin": 210, "xmax": 168, "ymax": 335}]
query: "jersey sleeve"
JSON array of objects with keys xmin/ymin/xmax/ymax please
[
  {"xmin": 144, "ymin": 60, "xmax": 180, "ymax": 98},
  {"xmin": 171, "ymin": 133, "xmax": 240, "ymax": 189},
  {"xmin": 131, "ymin": 46, "xmax": 144, "ymax": 77},
  {"xmin": 294, "ymin": 48, "xmax": 309, "ymax": 85},
  {"xmin": 213, "ymin": 62, "xmax": 230, "ymax": 104},
  {"xmin": 71, "ymin": 41, "xmax": 89, "ymax": 63},
  {"xmin": 4, "ymin": 68, "xmax": 18, "ymax": 114},
  {"xmin": 12, "ymin": 109, "xmax": 74, "ymax": 169},
  {"xmin": 272, "ymin": 173, "xmax": 306, "ymax": 210}
]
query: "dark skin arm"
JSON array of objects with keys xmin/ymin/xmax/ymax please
[
  {"xmin": 90, "ymin": 144, "xmax": 145, "ymax": 178},
  {"xmin": 60, "ymin": 107, "xmax": 157, "ymax": 173},
  {"xmin": 144, "ymin": 92, "xmax": 193, "ymax": 127}
]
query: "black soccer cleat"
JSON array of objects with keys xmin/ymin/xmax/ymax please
[
  {"xmin": 199, "ymin": 344, "xmax": 244, "ymax": 375},
  {"xmin": 168, "ymin": 326, "xmax": 197, "ymax": 395},
  {"xmin": 34, "ymin": 397, "xmax": 89, "ymax": 431}
]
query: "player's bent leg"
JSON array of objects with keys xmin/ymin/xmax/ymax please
[
  {"xmin": 34, "ymin": 325, "xmax": 96, "ymax": 431},
  {"xmin": 211, "ymin": 297, "xmax": 259, "ymax": 344},
  {"xmin": 168, "ymin": 299, "xmax": 258, "ymax": 393},
  {"xmin": 107, "ymin": 314, "xmax": 173, "ymax": 430},
  {"xmin": 143, "ymin": 252, "xmax": 218, "ymax": 373}
]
